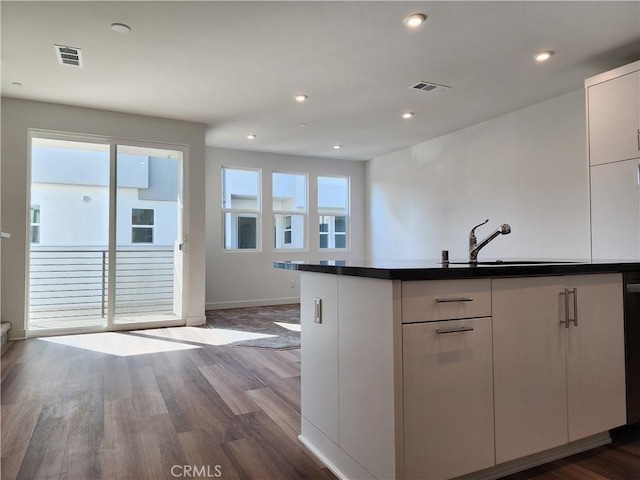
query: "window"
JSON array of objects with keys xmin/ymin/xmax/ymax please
[
  {"xmin": 222, "ymin": 167, "xmax": 260, "ymax": 250},
  {"xmin": 131, "ymin": 208, "xmax": 154, "ymax": 243},
  {"xmin": 30, "ymin": 205, "xmax": 41, "ymax": 244},
  {"xmin": 283, "ymin": 215, "xmax": 292, "ymax": 244},
  {"xmin": 318, "ymin": 176, "xmax": 349, "ymax": 249},
  {"xmin": 273, "ymin": 172, "xmax": 307, "ymax": 249}
]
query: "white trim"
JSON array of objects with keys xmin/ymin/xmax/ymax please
[
  {"xmin": 8, "ymin": 329, "xmax": 27, "ymax": 341},
  {"xmin": 585, "ymin": 60, "xmax": 640, "ymax": 88},
  {"xmin": 186, "ymin": 315, "xmax": 206, "ymax": 326},
  {"xmin": 25, "ymin": 130, "xmax": 189, "ymax": 336},
  {"xmin": 205, "ymin": 297, "xmax": 299, "ymax": 310},
  {"xmin": 299, "ymin": 417, "xmax": 375, "ymax": 480},
  {"xmin": 457, "ymin": 432, "xmax": 611, "ymax": 480}
]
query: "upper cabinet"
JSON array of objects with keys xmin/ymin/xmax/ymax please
[{"xmin": 586, "ymin": 61, "xmax": 640, "ymax": 166}]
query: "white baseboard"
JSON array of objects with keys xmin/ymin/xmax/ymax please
[
  {"xmin": 456, "ymin": 432, "xmax": 611, "ymax": 480},
  {"xmin": 8, "ymin": 329, "xmax": 26, "ymax": 341},
  {"xmin": 299, "ymin": 417, "xmax": 374, "ymax": 480},
  {"xmin": 205, "ymin": 297, "xmax": 299, "ymax": 310},
  {"xmin": 186, "ymin": 315, "xmax": 206, "ymax": 326}
]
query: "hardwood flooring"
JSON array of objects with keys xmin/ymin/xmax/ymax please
[
  {"xmin": 4, "ymin": 325, "xmax": 640, "ymax": 480},
  {"xmin": 1, "ymin": 328, "xmax": 336, "ymax": 480}
]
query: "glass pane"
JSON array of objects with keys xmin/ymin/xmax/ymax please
[
  {"xmin": 131, "ymin": 227, "xmax": 153, "ymax": 244},
  {"xmin": 224, "ymin": 212, "xmax": 258, "ymax": 249},
  {"xmin": 273, "ymin": 172, "xmax": 307, "ymax": 211},
  {"xmin": 115, "ymin": 145, "xmax": 183, "ymax": 325},
  {"xmin": 318, "ymin": 176, "xmax": 348, "ymax": 215},
  {"xmin": 132, "ymin": 208, "xmax": 154, "ymax": 226},
  {"xmin": 28, "ymin": 138, "xmax": 110, "ymax": 331},
  {"xmin": 319, "ymin": 215, "xmax": 348, "ymax": 249},
  {"xmin": 31, "ymin": 206, "xmax": 40, "ymax": 223},
  {"xmin": 274, "ymin": 214, "xmax": 304, "ymax": 249},
  {"xmin": 222, "ymin": 168, "xmax": 259, "ymax": 210},
  {"xmin": 30, "ymin": 226, "xmax": 40, "ymax": 244}
]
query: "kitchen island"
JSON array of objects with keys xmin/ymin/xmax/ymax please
[{"xmin": 275, "ymin": 260, "xmax": 640, "ymax": 480}]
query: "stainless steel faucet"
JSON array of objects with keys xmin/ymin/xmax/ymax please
[{"xmin": 469, "ymin": 219, "xmax": 511, "ymax": 263}]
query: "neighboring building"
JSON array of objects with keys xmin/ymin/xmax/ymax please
[{"xmin": 30, "ymin": 144, "xmax": 179, "ymax": 248}]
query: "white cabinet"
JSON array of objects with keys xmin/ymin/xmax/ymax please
[
  {"xmin": 403, "ymin": 317, "xmax": 494, "ymax": 479},
  {"xmin": 586, "ymin": 63, "xmax": 640, "ymax": 166},
  {"xmin": 492, "ymin": 273, "xmax": 625, "ymax": 464},
  {"xmin": 402, "ymin": 279, "xmax": 491, "ymax": 323},
  {"xmin": 300, "ymin": 272, "xmax": 340, "ymax": 443},
  {"xmin": 590, "ymin": 159, "xmax": 640, "ymax": 260},
  {"xmin": 587, "ymin": 61, "xmax": 640, "ymax": 261}
]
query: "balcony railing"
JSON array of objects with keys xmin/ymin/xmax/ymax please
[{"xmin": 29, "ymin": 247, "xmax": 177, "ymax": 329}]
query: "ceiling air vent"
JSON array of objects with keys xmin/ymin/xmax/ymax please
[
  {"xmin": 411, "ymin": 81, "xmax": 450, "ymax": 93},
  {"xmin": 54, "ymin": 44, "xmax": 83, "ymax": 67}
]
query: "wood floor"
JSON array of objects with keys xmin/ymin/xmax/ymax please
[
  {"xmin": 3, "ymin": 325, "xmax": 640, "ymax": 480},
  {"xmin": 1, "ymin": 328, "xmax": 336, "ymax": 480}
]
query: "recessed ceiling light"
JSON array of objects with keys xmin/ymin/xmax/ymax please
[
  {"xmin": 404, "ymin": 13, "xmax": 427, "ymax": 28},
  {"xmin": 333, "ymin": 145, "xmax": 341, "ymax": 150},
  {"xmin": 299, "ymin": 123, "xmax": 308, "ymax": 127},
  {"xmin": 402, "ymin": 112, "xmax": 414, "ymax": 119},
  {"xmin": 295, "ymin": 94, "xmax": 308, "ymax": 102},
  {"xmin": 534, "ymin": 51, "xmax": 554, "ymax": 62},
  {"xmin": 11, "ymin": 82, "xmax": 22, "ymax": 86},
  {"xmin": 111, "ymin": 23, "xmax": 131, "ymax": 33},
  {"xmin": 247, "ymin": 134, "xmax": 256, "ymax": 139}
]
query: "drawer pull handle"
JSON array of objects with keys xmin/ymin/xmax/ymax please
[
  {"xmin": 436, "ymin": 326, "xmax": 474, "ymax": 334},
  {"xmin": 435, "ymin": 297, "xmax": 474, "ymax": 303}
]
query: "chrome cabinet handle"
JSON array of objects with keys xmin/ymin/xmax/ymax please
[
  {"xmin": 570, "ymin": 287, "xmax": 578, "ymax": 327},
  {"xmin": 436, "ymin": 326, "xmax": 474, "ymax": 334},
  {"xmin": 637, "ymin": 163, "xmax": 640, "ymax": 187},
  {"xmin": 560, "ymin": 289, "xmax": 570, "ymax": 329},
  {"xmin": 435, "ymin": 297, "xmax": 473, "ymax": 303},
  {"xmin": 560, "ymin": 287, "xmax": 578, "ymax": 328},
  {"xmin": 637, "ymin": 129, "xmax": 640, "ymax": 151}
]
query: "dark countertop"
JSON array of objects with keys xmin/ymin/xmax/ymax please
[{"xmin": 274, "ymin": 259, "xmax": 640, "ymax": 281}]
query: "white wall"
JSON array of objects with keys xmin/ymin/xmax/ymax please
[
  {"xmin": 367, "ymin": 89, "xmax": 590, "ymax": 262},
  {"xmin": 206, "ymin": 147, "xmax": 365, "ymax": 309},
  {"xmin": 1, "ymin": 97, "xmax": 206, "ymax": 339}
]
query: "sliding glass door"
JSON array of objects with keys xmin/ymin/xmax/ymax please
[
  {"xmin": 114, "ymin": 145, "xmax": 183, "ymax": 325},
  {"xmin": 27, "ymin": 134, "xmax": 185, "ymax": 335}
]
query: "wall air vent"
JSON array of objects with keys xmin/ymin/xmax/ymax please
[
  {"xmin": 411, "ymin": 81, "xmax": 450, "ymax": 93},
  {"xmin": 54, "ymin": 44, "xmax": 83, "ymax": 67}
]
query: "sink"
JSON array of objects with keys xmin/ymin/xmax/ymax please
[{"xmin": 447, "ymin": 260, "xmax": 579, "ymax": 265}]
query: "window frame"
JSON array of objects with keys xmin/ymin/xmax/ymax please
[
  {"xmin": 272, "ymin": 170, "xmax": 308, "ymax": 251},
  {"xmin": 221, "ymin": 166, "xmax": 262, "ymax": 252},
  {"xmin": 131, "ymin": 207, "xmax": 155, "ymax": 244},
  {"xmin": 317, "ymin": 175, "xmax": 350, "ymax": 251}
]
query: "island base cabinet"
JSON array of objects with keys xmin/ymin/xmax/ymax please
[
  {"xmin": 403, "ymin": 317, "xmax": 495, "ymax": 479},
  {"xmin": 493, "ymin": 274, "xmax": 625, "ymax": 465}
]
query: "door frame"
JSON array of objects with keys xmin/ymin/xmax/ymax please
[{"xmin": 25, "ymin": 129, "xmax": 189, "ymax": 337}]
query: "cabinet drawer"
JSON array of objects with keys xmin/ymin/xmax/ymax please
[
  {"xmin": 402, "ymin": 279, "xmax": 491, "ymax": 323},
  {"xmin": 403, "ymin": 317, "xmax": 495, "ymax": 479}
]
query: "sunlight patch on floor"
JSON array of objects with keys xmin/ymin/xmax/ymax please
[
  {"xmin": 209, "ymin": 328, "xmax": 276, "ymax": 343},
  {"xmin": 273, "ymin": 321, "xmax": 301, "ymax": 332},
  {"xmin": 40, "ymin": 331, "xmax": 201, "ymax": 357},
  {"xmin": 132, "ymin": 326, "xmax": 231, "ymax": 346}
]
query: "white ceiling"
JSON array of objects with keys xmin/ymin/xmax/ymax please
[{"xmin": 2, "ymin": 1, "xmax": 639, "ymax": 161}]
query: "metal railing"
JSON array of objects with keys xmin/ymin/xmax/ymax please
[{"xmin": 29, "ymin": 247, "xmax": 177, "ymax": 329}]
